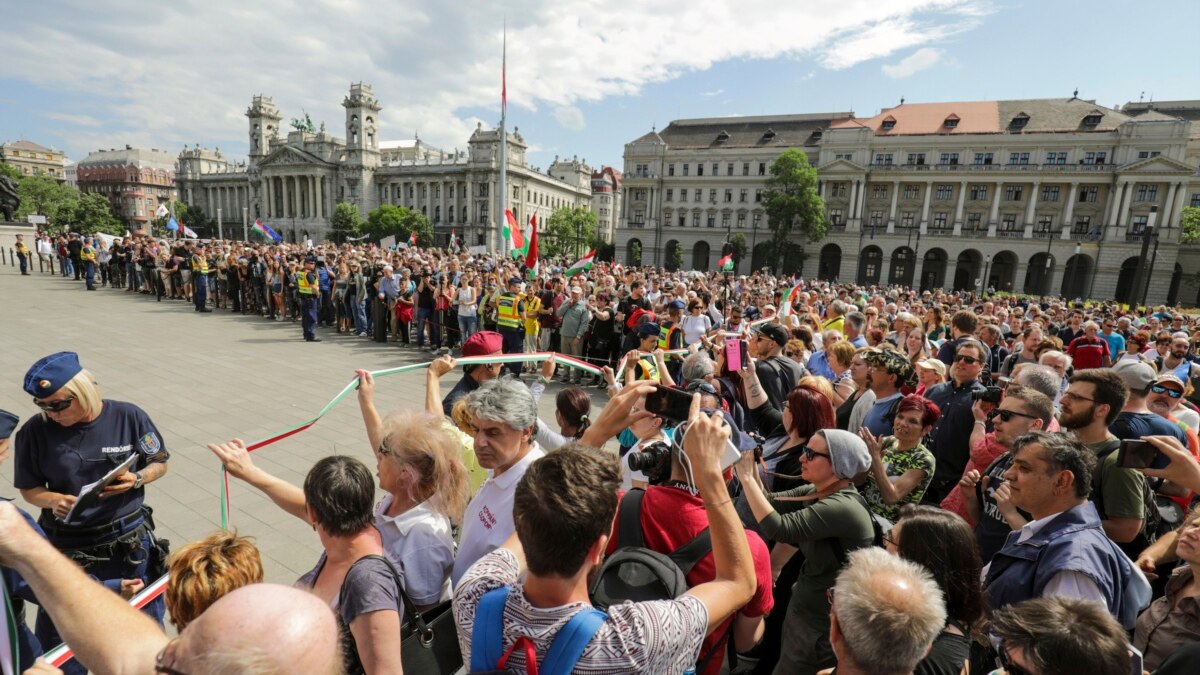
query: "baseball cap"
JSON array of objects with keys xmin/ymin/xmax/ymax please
[
  {"xmin": 461, "ymin": 331, "xmax": 504, "ymax": 358},
  {"xmin": 1112, "ymin": 360, "xmax": 1156, "ymax": 391},
  {"xmin": 1155, "ymin": 372, "xmax": 1186, "ymax": 389},
  {"xmin": 864, "ymin": 349, "xmax": 917, "ymax": 388},
  {"xmin": 668, "ymin": 299, "xmax": 686, "ymax": 310},
  {"xmin": 753, "ymin": 323, "xmax": 789, "ymax": 347}
]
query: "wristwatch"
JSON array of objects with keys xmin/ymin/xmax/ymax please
[{"xmin": 132, "ymin": 472, "xmax": 144, "ymax": 490}]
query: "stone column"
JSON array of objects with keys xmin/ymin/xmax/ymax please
[
  {"xmin": 989, "ymin": 181, "xmax": 1003, "ymax": 225},
  {"xmin": 847, "ymin": 180, "xmax": 858, "ymax": 222},
  {"xmin": 309, "ymin": 175, "xmax": 317, "ymax": 218},
  {"xmin": 1117, "ymin": 182, "xmax": 1132, "ymax": 227},
  {"xmin": 1063, "ymin": 183, "xmax": 1078, "ymax": 233},
  {"xmin": 888, "ymin": 180, "xmax": 899, "ymax": 227},
  {"xmin": 953, "ymin": 180, "xmax": 967, "ymax": 226},
  {"xmin": 264, "ymin": 178, "xmax": 272, "ymax": 218},
  {"xmin": 1162, "ymin": 182, "xmax": 1178, "ymax": 229},
  {"xmin": 1024, "ymin": 181, "xmax": 1040, "ymax": 227},
  {"xmin": 919, "ymin": 180, "xmax": 932, "ymax": 228}
]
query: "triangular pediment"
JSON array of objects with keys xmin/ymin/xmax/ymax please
[
  {"xmin": 819, "ymin": 157, "xmax": 866, "ymax": 172},
  {"xmin": 1120, "ymin": 155, "xmax": 1195, "ymax": 174},
  {"xmin": 258, "ymin": 144, "xmax": 334, "ymax": 169}
]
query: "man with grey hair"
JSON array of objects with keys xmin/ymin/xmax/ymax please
[
  {"xmin": 452, "ymin": 377, "xmax": 544, "ymax": 584},
  {"xmin": 679, "ymin": 350, "xmax": 716, "ymax": 384},
  {"xmin": 1010, "ymin": 363, "xmax": 1064, "ymax": 414},
  {"xmin": 844, "ymin": 311, "xmax": 868, "ymax": 348},
  {"xmin": 1038, "ymin": 350, "xmax": 1072, "ymax": 404},
  {"xmin": 829, "ymin": 546, "xmax": 946, "ymax": 675}
]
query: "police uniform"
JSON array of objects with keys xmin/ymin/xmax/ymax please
[
  {"xmin": 299, "ymin": 258, "xmax": 321, "ymax": 341},
  {"xmin": 80, "ymin": 242, "xmax": 97, "ymax": 290},
  {"xmin": 632, "ymin": 322, "xmax": 664, "ymax": 382},
  {"xmin": 14, "ymin": 353, "xmax": 169, "ymax": 675},
  {"xmin": 496, "ymin": 279, "xmax": 526, "ymax": 377},
  {"xmin": 191, "ymin": 247, "xmax": 211, "ymax": 312},
  {"xmin": 15, "ymin": 238, "xmax": 29, "ymax": 275}
]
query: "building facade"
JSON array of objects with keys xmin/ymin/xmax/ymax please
[
  {"xmin": 591, "ymin": 166, "xmax": 623, "ymax": 242},
  {"xmin": 176, "ymin": 84, "xmax": 595, "ymax": 246},
  {"xmin": 76, "ymin": 146, "xmax": 178, "ymax": 229},
  {"xmin": 1, "ymin": 140, "xmax": 67, "ymax": 181},
  {"xmin": 614, "ymin": 99, "xmax": 1200, "ymax": 306}
]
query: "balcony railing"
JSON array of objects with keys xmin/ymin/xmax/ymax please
[
  {"xmin": 1032, "ymin": 230, "xmax": 1057, "ymax": 240},
  {"xmin": 866, "ymin": 162, "xmax": 1115, "ymax": 173},
  {"xmin": 997, "ymin": 229, "xmax": 1025, "ymax": 238},
  {"xmin": 962, "ymin": 227, "xmax": 988, "ymax": 238},
  {"xmin": 829, "ymin": 223, "xmax": 847, "ymax": 233}
]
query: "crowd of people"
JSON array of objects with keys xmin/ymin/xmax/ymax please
[{"xmin": 7, "ymin": 230, "xmax": 1200, "ymax": 674}]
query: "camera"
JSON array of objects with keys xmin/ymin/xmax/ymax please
[
  {"xmin": 972, "ymin": 386, "xmax": 1004, "ymax": 404},
  {"xmin": 626, "ymin": 441, "xmax": 673, "ymax": 485}
]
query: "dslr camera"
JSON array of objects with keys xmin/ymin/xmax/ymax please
[
  {"xmin": 626, "ymin": 441, "xmax": 673, "ymax": 485},
  {"xmin": 971, "ymin": 386, "xmax": 1004, "ymax": 404}
]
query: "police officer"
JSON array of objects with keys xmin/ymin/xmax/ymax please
[
  {"xmin": 80, "ymin": 237, "xmax": 98, "ymax": 291},
  {"xmin": 14, "ymin": 352, "xmax": 170, "ymax": 675},
  {"xmin": 493, "ymin": 277, "xmax": 527, "ymax": 377},
  {"xmin": 14, "ymin": 233, "xmax": 29, "ymax": 275},
  {"xmin": 298, "ymin": 256, "xmax": 322, "ymax": 342},
  {"xmin": 191, "ymin": 242, "xmax": 212, "ymax": 312}
]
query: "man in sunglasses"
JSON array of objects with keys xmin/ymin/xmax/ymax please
[
  {"xmin": 924, "ymin": 339, "xmax": 988, "ymax": 504},
  {"xmin": 1147, "ymin": 373, "xmax": 1199, "ymax": 432}
]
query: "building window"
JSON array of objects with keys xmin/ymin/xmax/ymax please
[
  {"xmin": 1005, "ymin": 186, "xmax": 1023, "ymax": 201},
  {"xmin": 722, "ymin": 213, "xmax": 731, "ymax": 229},
  {"xmin": 881, "ymin": 119, "xmax": 896, "ymax": 131},
  {"xmin": 1072, "ymin": 216, "xmax": 1092, "ymax": 235},
  {"xmin": 665, "ymin": 189, "xmax": 673, "ymax": 202},
  {"xmin": 901, "ymin": 212, "xmax": 915, "ymax": 228},
  {"xmin": 632, "ymin": 210, "xmax": 645, "ymax": 225},
  {"xmin": 758, "ymin": 162, "xmax": 766, "ymax": 176},
  {"xmin": 694, "ymin": 189, "xmax": 702, "ymax": 202},
  {"xmin": 1135, "ymin": 184, "xmax": 1158, "ymax": 201},
  {"xmin": 707, "ymin": 214, "xmax": 715, "ymax": 228},
  {"xmin": 933, "ymin": 212, "xmax": 949, "ymax": 230},
  {"xmin": 907, "ymin": 153, "xmax": 926, "ymax": 165},
  {"xmin": 709, "ymin": 189, "xmax": 717, "ymax": 203},
  {"xmin": 697, "ymin": 164, "xmax": 704, "ymax": 176},
  {"xmin": 678, "ymin": 215, "xmax": 686, "ymax": 227},
  {"xmin": 743, "ymin": 162, "xmax": 750, "ymax": 176},
  {"xmin": 973, "ymin": 153, "xmax": 993, "ymax": 165},
  {"xmin": 872, "ymin": 185, "xmax": 888, "ymax": 199},
  {"xmin": 480, "ymin": 204, "xmax": 488, "ymax": 222},
  {"xmin": 1131, "ymin": 214, "xmax": 1149, "ymax": 234},
  {"xmin": 829, "ymin": 209, "xmax": 843, "ymax": 225},
  {"xmin": 1036, "ymin": 215, "xmax": 1053, "ymax": 232},
  {"xmin": 1137, "ymin": 150, "xmax": 1161, "ymax": 159},
  {"xmin": 724, "ymin": 189, "xmax": 733, "ymax": 203},
  {"xmin": 692, "ymin": 212, "xmax": 700, "ymax": 228},
  {"xmin": 727, "ymin": 163, "xmax": 734, "ymax": 175},
  {"xmin": 874, "ymin": 153, "xmax": 894, "ymax": 166},
  {"xmin": 1190, "ymin": 193, "xmax": 1200, "ymax": 208},
  {"xmin": 755, "ymin": 189, "xmax": 763, "ymax": 203},
  {"xmin": 682, "ymin": 163, "xmax": 690, "ymax": 176},
  {"xmin": 935, "ymin": 184, "xmax": 953, "ymax": 200},
  {"xmin": 833, "ymin": 183, "xmax": 847, "ymax": 198},
  {"xmin": 967, "ymin": 213, "xmax": 982, "ymax": 230},
  {"xmin": 668, "ymin": 164, "xmax": 675, "ymax": 176},
  {"xmin": 1079, "ymin": 186, "xmax": 1098, "ymax": 203},
  {"xmin": 1045, "ymin": 152, "xmax": 1067, "ymax": 165},
  {"xmin": 971, "ymin": 185, "xmax": 988, "ymax": 201},
  {"xmin": 1000, "ymin": 214, "xmax": 1018, "ymax": 231},
  {"xmin": 835, "ymin": 153, "xmax": 853, "ymax": 161},
  {"xmin": 753, "ymin": 212, "xmax": 761, "ymax": 228},
  {"xmin": 939, "ymin": 152, "xmax": 959, "ymax": 165},
  {"xmin": 737, "ymin": 212, "xmax": 746, "ymax": 228},
  {"xmin": 1082, "ymin": 151, "xmax": 1107, "ymax": 165},
  {"xmin": 870, "ymin": 211, "xmax": 884, "ymax": 226},
  {"xmin": 739, "ymin": 189, "xmax": 747, "ymax": 202},
  {"xmin": 1008, "ymin": 152, "xmax": 1030, "ymax": 165},
  {"xmin": 903, "ymin": 185, "xmax": 919, "ymax": 200},
  {"xmin": 1040, "ymin": 186, "xmax": 1060, "ymax": 202},
  {"xmin": 712, "ymin": 163, "xmax": 719, "ymax": 176}
]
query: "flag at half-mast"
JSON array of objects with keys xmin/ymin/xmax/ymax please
[
  {"xmin": 566, "ymin": 249, "xmax": 596, "ymax": 276},
  {"xmin": 524, "ymin": 214, "xmax": 539, "ymax": 278},
  {"xmin": 779, "ymin": 282, "xmax": 803, "ymax": 316},
  {"xmin": 717, "ymin": 252, "xmax": 735, "ymax": 271}
]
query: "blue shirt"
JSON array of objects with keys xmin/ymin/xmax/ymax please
[
  {"xmin": 849, "ymin": 335, "xmax": 868, "ymax": 348},
  {"xmin": 1100, "ymin": 331, "xmax": 1125, "ymax": 359},
  {"xmin": 14, "ymin": 400, "xmax": 168, "ymax": 534},
  {"xmin": 1109, "ymin": 411, "xmax": 1187, "ymax": 445},
  {"xmin": 807, "ymin": 351, "xmax": 835, "ymax": 379},
  {"xmin": 862, "ymin": 393, "xmax": 902, "ymax": 436}
]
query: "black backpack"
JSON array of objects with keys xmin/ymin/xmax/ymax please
[
  {"xmin": 1092, "ymin": 439, "xmax": 1183, "ymax": 556},
  {"xmin": 589, "ymin": 489, "xmax": 711, "ymax": 610}
]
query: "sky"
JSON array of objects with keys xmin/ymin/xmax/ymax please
[{"xmin": 2, "ymin": 0, "xmax": 1197, "ymax": 174}]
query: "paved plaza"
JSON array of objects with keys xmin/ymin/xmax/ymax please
[{"xmin": 0, "ymin": 264, "xmax": 591, "ymax": 583}]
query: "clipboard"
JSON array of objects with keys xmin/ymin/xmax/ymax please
[{"xmin": 62, "ymin": 454, "xmax": 138, "ymax": 525}]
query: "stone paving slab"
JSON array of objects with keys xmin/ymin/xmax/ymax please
[{"xmin": 0, "ymin": 264, "xmax": 609, "ymax": 581}]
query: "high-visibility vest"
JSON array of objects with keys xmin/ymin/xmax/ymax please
[
  {"xmin": 191, "ymin": 255, "xmax": 209, "ymax": 275},
  {"xmin": 822, "ymin": 315, "xmax": 844, "ymax": 335},
  {"xmin": 298, "ymin": 272, "xmax": 316, "ymax": 296},
  {"xmin": 497, "ymin": 293, "xmax": 521, "ymax": 330},
  {"xmin": 635, "ymin": 354, "xmax": 659, "ymax": 381},
  {"xmin": 80, "ymin": 247, "xmax": 96, "ymax": 263},
  {"xmin": 657, "ymin": 323, "xmax": 678, "ymax": 350}
]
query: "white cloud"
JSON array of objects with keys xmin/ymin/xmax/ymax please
[
  {"xmin": 1, "ymin": 0, "xmax": 991, "ymax": 160},
  {"xmin": 882, "ymin": 47, "xmax": 943, "ymax": 78},
  {"xmin": 553, "ymin": 105, "xmax": 585, "ymax": 130},
  {"xmin": 701, "ymin": 89, "xmax": 724, "ymax": 97},
  {"xmin": 44, "ymin": 112, "xmax": 103, "ymax": 127}
]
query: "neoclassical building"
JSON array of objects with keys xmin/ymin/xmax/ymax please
[
  {"xmin": 614, "ymin": 98, "xmax": 1200, "ymax": 305},
  {"xmin": 176, "ymin": 83, "xmax": 595, "ymax": 246}
]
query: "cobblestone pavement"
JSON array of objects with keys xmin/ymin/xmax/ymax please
[{"xmin": 0, "ymin": 263, "xmax": 600, "ymax": 582}]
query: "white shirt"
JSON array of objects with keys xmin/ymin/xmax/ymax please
[
  {"xmin": 621, "ymin": 432, "xmax": 671, "ymax": 491},
  {"xmin": 452, "ymin": 442, "xmax": 545, "ymax": 586},
  {"xmin": 374, "ymin": 496, "xmax": 456, "ymax": 606}
]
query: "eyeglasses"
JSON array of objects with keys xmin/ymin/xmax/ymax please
[
  {"xmin": 1060, "ymin": 391, "xmax": 1095, "ymax": 404},
  {"xmin": 989, "ymin": 408, "xmax": 1040, "ymax": 423},
  {"xmin": 953, "ymin": 355, "xmax": 981, "ymax": 365},
  {"xmin": 995, "ymin": 643, "xmax": 1033, "ymax": 675},
  {"xmin": 156, "ymin": 638, "xmax": 189, "ymax": 675},
  {"xmin": 1151, "ymin": 384, "xmax": 1184, "ymax": 399},
  {"xmin": 686, "ymin": 381, "xmax": 718, "ymax": 396},
  {"xmin": 33, "ymin": 396, "xmax": 75, "ymax": 412},
  {"xmin": 802, "ymin": 447, "xmax": 830, "ymax": 462}
]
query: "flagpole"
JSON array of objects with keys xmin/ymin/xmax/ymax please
[{"xmin": 497, "ymin": 19, "xmax": 507, "ymax": 255}]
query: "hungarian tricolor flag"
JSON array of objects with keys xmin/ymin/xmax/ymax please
[
  {"xmin": 252, "ymin": 219, "xmax": 283, "ymax": 242},
  {"xmin": 717, "ymin": 253, "xmax": 734, "ymax": 271},
  {"xmin": 503, "ymin": 209, "xmax": 525, "ymax": 257},
  {"xmin": 524, "ymin": 215, "xmax": 539, "ymax": 278},
  {"xmin": 779, "ymin": 282, "xmax": 803, "ymax": 317},
  {"xmin": 566, "ymin": 249, "xmax": 596, "ymax": 276},
  {"xmin": 409, "ymin": 231, "xmax": 418, "ymax": 246}
]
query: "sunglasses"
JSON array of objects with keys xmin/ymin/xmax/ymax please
[
  {"xmin": 1151, "ymin": 384, "xmax": 1183, "ymax": 399},
  {"xmin": 989, "ymin": 408, "xmax": 1040, "ymax": 423},
  {"xmin": 953, "ymin": 355, "xmax": 981, "ymax": 365},
  {"xmin": 802, "ymin": 447, "xmax": 830, "ymax": 461},
  {"xmin": 995, "ymin": 644, "xmax": 1032, "ymax": 675},
  {"xmin": 33, "ymin": 396, "xmax": 75, "ymax": 412},
  {"xmin": 686, "ymin": 381, "xmax": 718, "ymax": 395}
]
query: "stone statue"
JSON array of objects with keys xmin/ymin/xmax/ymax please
[
  {"xmin": 0, "ymin": 176, "xmax": 19, "ymax": 222},
  {"xmin": 289, "ymin": 111, "xmax": 316, "ymax": 134}
]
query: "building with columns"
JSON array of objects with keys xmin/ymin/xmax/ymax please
[
  {"xmin": 615, "ymin": 97, "xmax": 1200, "ymax": 305},
  {"xmin": 176, "ymin": 84, "xmax": 595, "ymax": 245},
  {"xmin": 76, "ymin": 146, "xmax": 177, "ymax": 229}
]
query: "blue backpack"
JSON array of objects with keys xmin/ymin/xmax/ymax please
[{"xmin": 469, "ymin": 587, "xmax": 606, "ymax": 675}]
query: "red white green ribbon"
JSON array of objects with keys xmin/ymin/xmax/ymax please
[{"xmin": 45, "ymin": 574, "xmax": 170, "ymax": 669}]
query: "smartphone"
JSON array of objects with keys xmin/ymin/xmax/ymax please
[
  {"xmin": 1116, "ymin": 439, "xmax": 1170, "ymax": 470},
  {"xmin": 644, "ymin": 385, "xmax": 694, "ymax": 424},
  {"xmin": 725, "ymin": 338, "xmax": 743, "ymax": 372}
]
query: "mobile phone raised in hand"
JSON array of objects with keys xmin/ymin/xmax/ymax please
[
  {"xmin": 1116, "ymin": 439, "xmax": 1169, "ymax": 470},
  {"xmin": 644, "ymin": 384, "xmax": 694, "ymax": 424}
]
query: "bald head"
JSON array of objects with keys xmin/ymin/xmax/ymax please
[{"xmin": 176, "ymin": 584, "xmax": 342, "ymax": 675}]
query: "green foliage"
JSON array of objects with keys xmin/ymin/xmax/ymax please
[
  {"xmin": 667, "ymin": 241, "xmax": 683, "ymax": 271},
  {"xmin": 0, "ymin": 162, "xmax": 20, "ymax": 181},
  {"xmin": 362, "ymin": 204, "xmax": 433, "ymax": 246},
  {"xmin": 544, "ymin": 207, "xmax": 598, "ymax": 258},
  {"xmin": 1181, "ymin": 206, "xmax": 1200, "ymax": 245},
  {"xmin": 594, "ymin": 242, "xmax": 615, "ymax": 262},
  {"xmin": 763, "ymin": 149, "xmax": 826, "ymax": 272},
  {"xmin": 728, "ymin": 233, "xmax": 747, "ymax": 263},
  {"xmin": 16, "ymin": 176, "xmax": 77, "ymax": 224},
  {"xmin": 72, "ymin": 192, "xmax": 123, "ymax": 235},
  {"xmin": 629, "ymin": 240, "xmax": 642, "ymax": 266},
  {"xmin": 333, "ymin": 202, "xmax": 366, "ymax": 243}
]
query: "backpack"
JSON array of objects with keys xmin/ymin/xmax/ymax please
[
  {"xmin": 469, "ymin": 586, "xmax": 605, "ymax": 675},
  {"xmin": 1092, "ymin": 439, "xmax": 1182, "ymax": 555},
  {"xmin": 589, "ymin": 489, "xmax": 712, "ymax": 610}
]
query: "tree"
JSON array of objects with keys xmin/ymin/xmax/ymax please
[
  {"xmin": 762, "ymin": 149, "xmax": 826, "ymax": 272},
  {"xmin": 629, "ymin": 240, "xmax": 642, "ymax": 266},
  {"xmin": 0, "ymin": 162, "xmax": 20, "ymax": 181},
  {"xmin": 334, "ymin": 203, "xmax": 365, "ymax": 242},
  {"xmin": 362, "ymin": 204, "xmax": 433, "ymax": 246},
  {"xmin": 728, "ymin": 233, "xmax": 747, "ymax": 264},
  {"xmin": 544, "ymin": 207, "xmax": 598, "ymax": 258},
  {"xmin": 72, "ymin": 192, "xmax": 123, "ymax": 236},
  {"xmin": 1182, "ymin": 206, "xmax": 1200, "ymax": 245},
  {"xmin": 667, "ymin": 241, "xmax": 683, "ymax": 271},
  {"xmin": 16, "ymin": 175, "xmax": 77, "ymax": 226}
]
